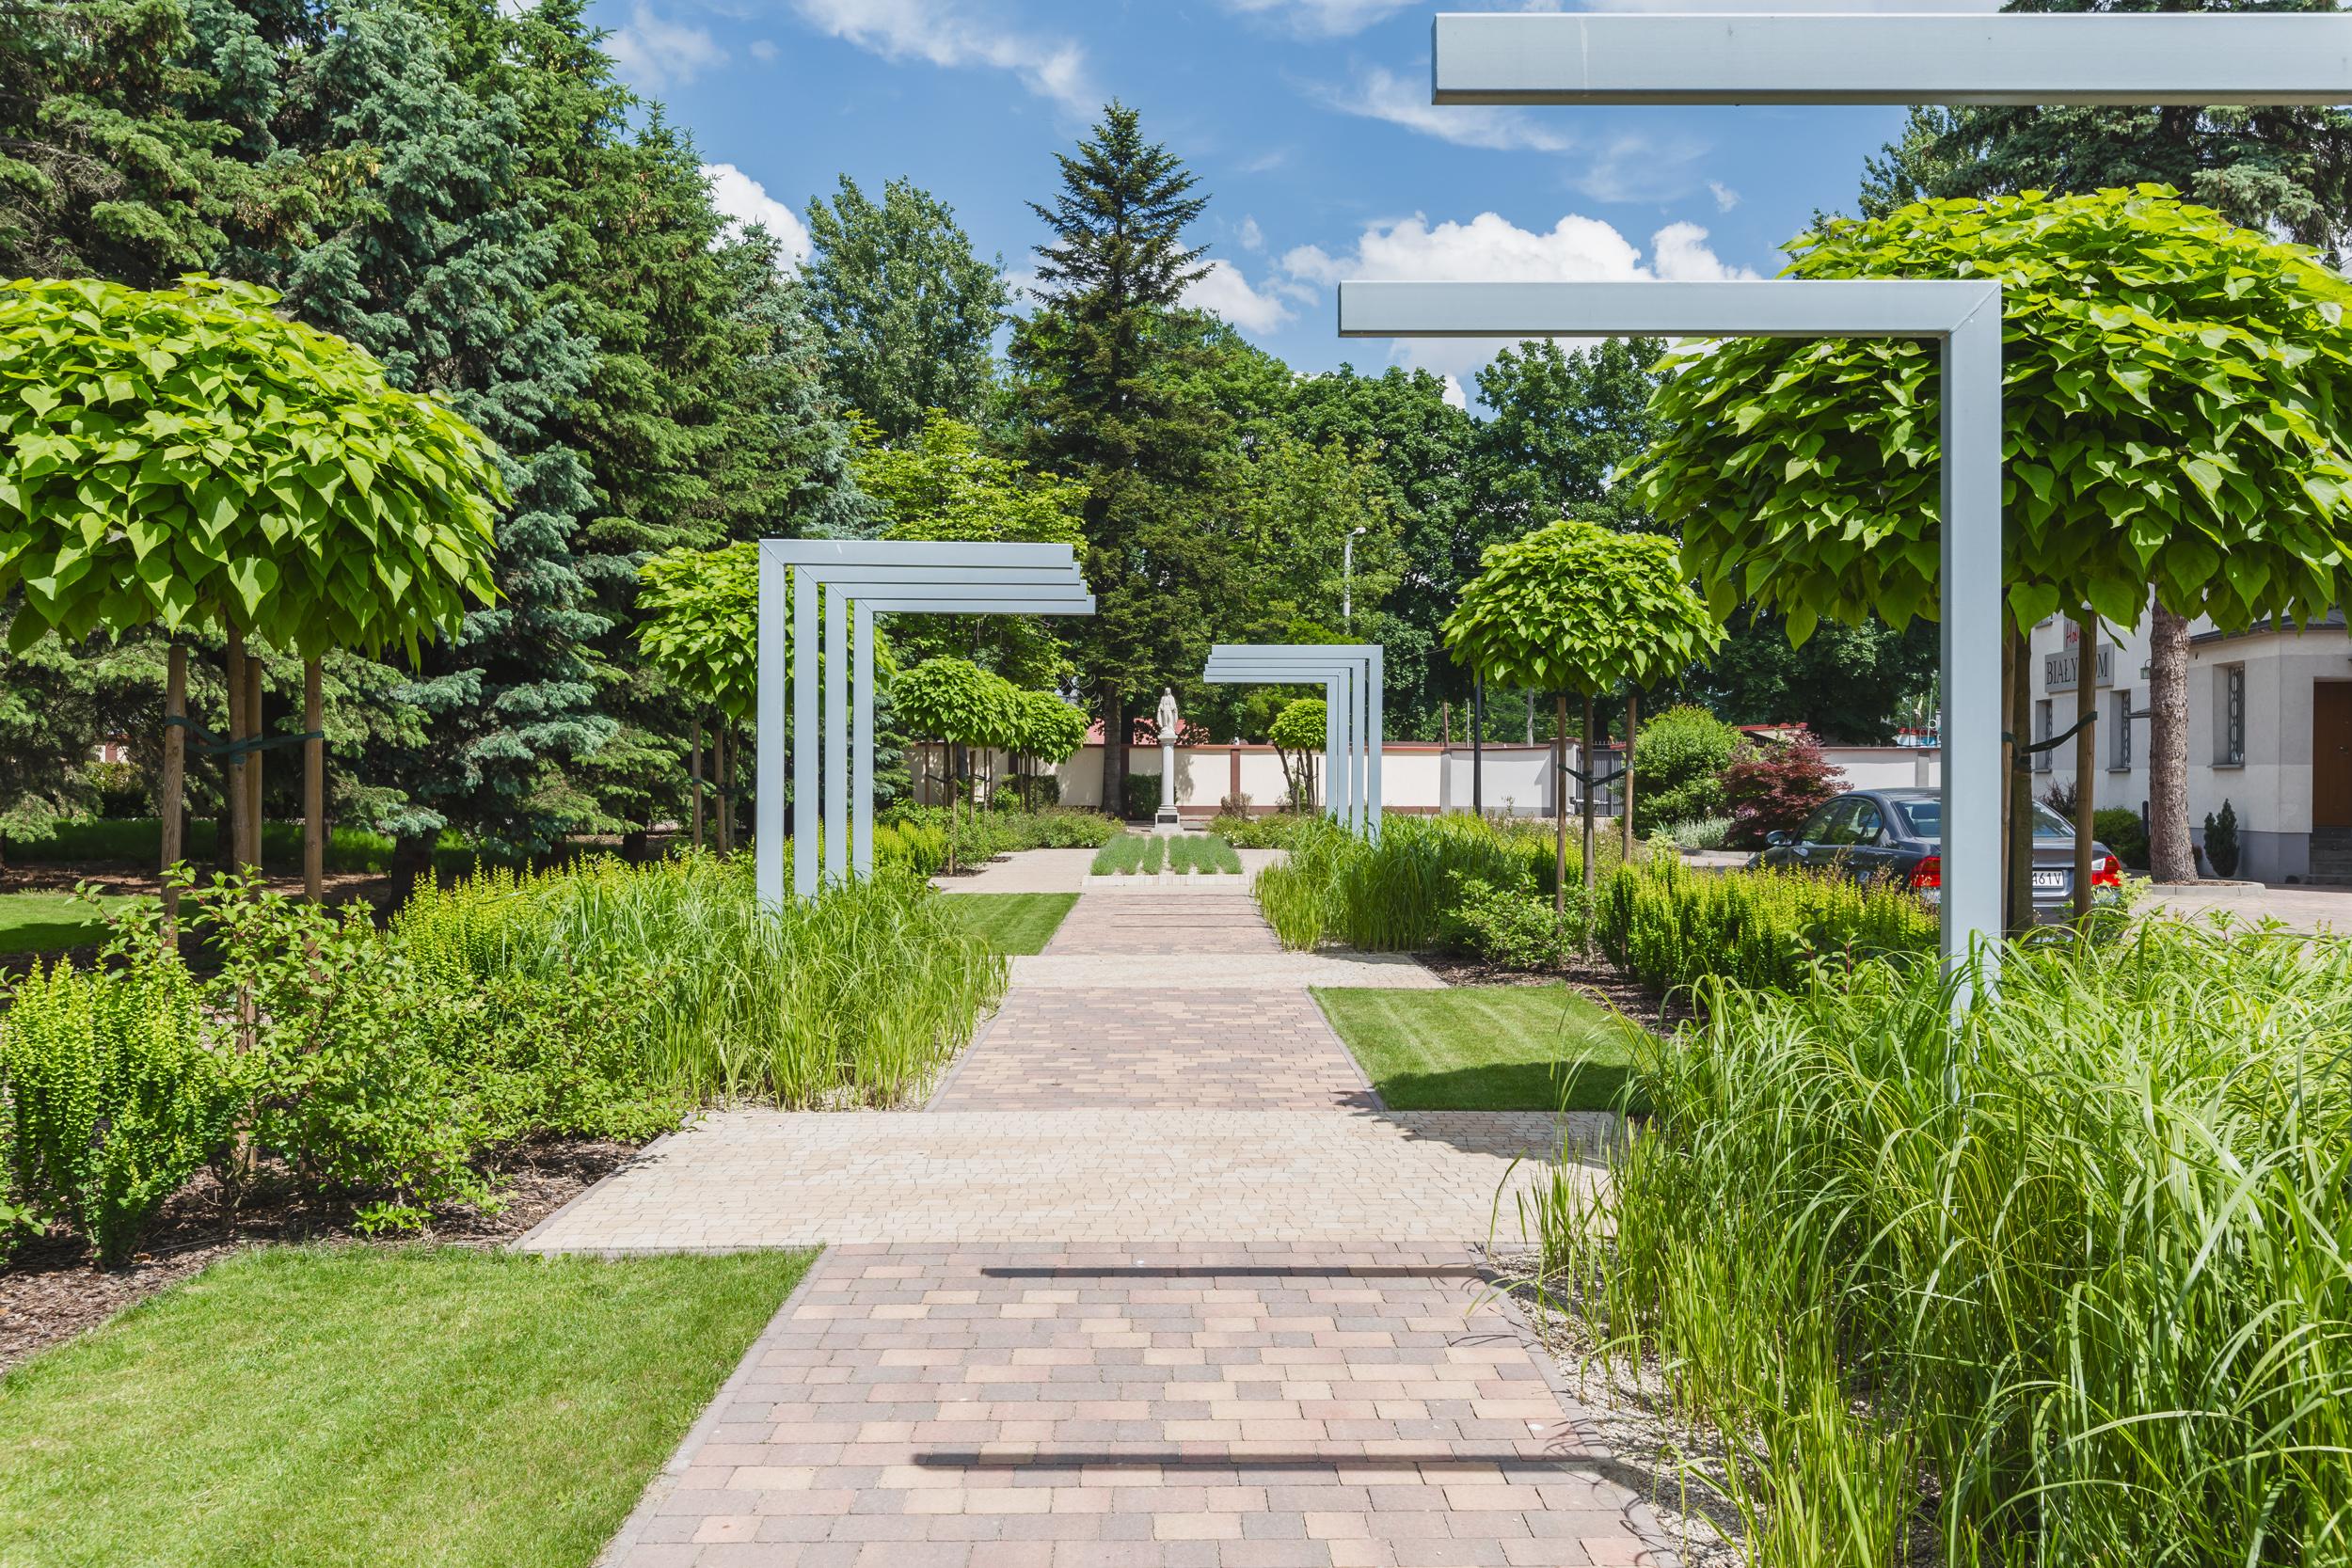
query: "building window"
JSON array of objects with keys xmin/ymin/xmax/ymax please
[
  {"xmin": 2110, "ymin": 689, "xmax": 2134, "ymax": 770},
  {"xmin": 2218, "ymin": 664, "xmax": 2246, "ymax": 766},
  {"xmin": 2034, "ymin": 699, "xmax": 2053, "ymax": 772}
]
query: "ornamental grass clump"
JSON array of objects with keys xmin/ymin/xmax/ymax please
[
  {"xmin": 1593, "ymin": 850, "xmax": 1937, "ymax": 996},
  {"xmin": 1253, "ymin": 815, "xmax": 1573, "ymax": 952},
  {"xmin": 1535, "ymin": 922, "xmax": 2352, "ymax": 1568},
  {"xmin": 394, "ymin": 853, "xmax": 1002, "ymax": 1107}
]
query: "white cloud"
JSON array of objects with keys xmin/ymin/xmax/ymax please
[
  {"xmin": 1184, "ymin": 260, "xmax": 1296, "ymax": 335},
  {"xmin": 1708, "ymin": 180, "xmax": 1740, "ymax": 213},
  {"xmin": 1218, "ymin": 0, "xmax": 1418, "ymax": 37},
  {"xmin": 787, "ymin": 0, "xmax": 1093, "ymax": 112},
  {"xmin": 1312, "ymin": 66, "xmax": 1573, "ymax": 154},
  {"xmin": 1569, "ymin": 131, "xmax": 1707, "ymax": 204},
  {"xmin": 748, "ymin": 37, "xmax": 777, "ymax": 61},
  {"xmin": 1577, "ymin": 0, "xmax": 2002, "ymax": 10},
  {"xmin": 702, "ymin": 163, "xmax": 812, "ymax": 265},
  {"xmin": 1439, "ymin": 373, "xmax": 1468, "ymax": 411},
  {"xmin": 1282, "ymin": 211, "xmax": 1756, "ymax": 382},
  {"xmin": 1237, "ymin": 216, "xmax": 1265, "ymax": 253},
  {"xmin": 607, "ymin": 3, "xmax": 723, "ymax": 92}
]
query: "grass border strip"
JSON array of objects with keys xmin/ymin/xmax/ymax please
[{"xmin": 589, "ymin": 1246, "xmax": 831, "ymax": 1566}]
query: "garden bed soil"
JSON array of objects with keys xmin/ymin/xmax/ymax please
[{"xmin": 0, "ymin": 1137, "xmax": 636, "ymax": 1374}]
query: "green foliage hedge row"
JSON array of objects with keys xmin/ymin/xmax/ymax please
[
  {"xmin": 883, "ymin": 806, "xmax": 1121, "ymax": 877},
  {"xmin": 2, "ymin": 855, "xmax": 1005, "ymax": 1261},
  {"xmin": 1593, "ymin": 850, "xmax": 1939, "ymax": 996},
  {"xmin": 1542, "ymin": 922, "xmax": 2352, "ymax": 1566}
]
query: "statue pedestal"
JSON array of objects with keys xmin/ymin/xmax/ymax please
[{"xmin": 1153, "ymin": 738, "xmax": 1182, "ymax": 832}]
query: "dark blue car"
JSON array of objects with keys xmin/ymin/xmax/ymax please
[{"xmin": 1750, "ymin": 787, "xmax": 2121, "ymax": 920}]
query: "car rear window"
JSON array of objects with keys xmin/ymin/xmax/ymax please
[{"xmin": 1893, "ymin": 798, "xmax": 2078, "ymax": 840}]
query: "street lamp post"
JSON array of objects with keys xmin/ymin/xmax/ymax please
[{"xmin": 1343, "ymin": 526, "xmax": 1366, "ymax": 629}]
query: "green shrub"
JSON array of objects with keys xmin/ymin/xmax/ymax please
[
  {"xmin": 1668, "ymin": 816, "xmax": 1733, "ymax": 853},
  {"xmin": 1440, "ymin": 874, "xmax": 1588, "ymax": 971},
  {"xmin": 1538, "ymin": 923, "xmax": 2352, "ymax": 1567},
  {"xmin": 2091, "ymin": 805, "xmax": 2148, "ymax": 869},
  {"xmin": 1592, "ymin": 852, "xmax": 1938, "ymax": 996},
  {"xmin": 2204, "ymin": 798, "xmax": 2243, "ymax": 878},
  {"xmin": 1629, "ymin": 705, "xmax": 1740, "ymax": 833},
  {"xmin": 1210, "ymin": 811, "xmax": 1321, "ymax": 849},
  {"xmin": 0, "ymin": 939, "xmax": 246, "ymax": 1265}
]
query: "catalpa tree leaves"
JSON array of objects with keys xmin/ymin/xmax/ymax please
[
  {"xmin": 0, "ymin": 276, "xmax": 505, "ymax": 659},
  {"xmin": 1442, "ymin": 519, "xmax": 1722, "ymax": 698},
  {"xmin": 1634, "ymin": 186, "xmax": 2352, "ymax": 641}
]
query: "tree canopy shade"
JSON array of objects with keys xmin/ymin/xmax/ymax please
[
  {"xmin": 0, "ymin": 276, "xmax": 504, "ymax": 657},
  {"xmin": 1636, "ymin": 187, "xmax": 2352, "ymax": 641},
  {"xmin": 1441, "ymin": 520, "xmax": 1721, "ymax": 699}
]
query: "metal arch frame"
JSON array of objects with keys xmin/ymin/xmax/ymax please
[
  {"xmin": 755, "ymin": 541, "xmax": 1093, "ymax": 909},
  {"xmin": 1429, "ymin": 10, "xmax": 2352, "ymax": 106},
  {"xmin": 1203, "ymin": 644, "xmax": 1384, "ymax": 839},
  {"xmin": 1337, "ymin": 279, "xmax": 2001, "ymax": 986}
]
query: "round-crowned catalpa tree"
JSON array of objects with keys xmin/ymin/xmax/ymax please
[
  {"xmin": 1443, "ymin": 518, "xmax": 1721, "ymax": 906},
  {"xmin": 0, "ymin": 277, "xmax": 504, "ymax": 906},
  {"xmin": 1635, "ymin": 186, "xmax": 2352, "ymax": 923}
]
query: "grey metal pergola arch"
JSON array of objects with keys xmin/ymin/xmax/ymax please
[
  {"xmin": 1202, "ymin": 644, "xmax": 1384, "ymax": 838},
  {"xmin": 754, "ymin": 541, "xmax": 1093, "ymax": 908},
  {"xmin": 1345, "ymin": 9, "xmax": 2344, "ymax": 994}
]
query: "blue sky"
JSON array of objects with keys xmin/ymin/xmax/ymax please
[{"xmin": 594, "ymin": 0, "xmax": 2007, "ymax": 403}]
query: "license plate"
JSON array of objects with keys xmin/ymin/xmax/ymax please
[{"xmin": 2032, "ymin": 869, "xmax": 2066, "ymax": 891}]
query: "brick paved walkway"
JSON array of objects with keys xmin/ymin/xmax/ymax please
[{"xmin": 555, "ymin": 876, "xmax": 1662, "ymax": 1567}]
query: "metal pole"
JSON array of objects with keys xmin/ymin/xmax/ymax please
[
  {"xmin": 824, "ymin": 584, "xmax": 849, "ymax": 887},
  {"xmin": 1367, "ymin": 646, "xmax": 1384, "ymax": 841},
  {"xmin": 1323, "ymin": 683, "xmax": 1341, "ymax": 821},
  {"xmin": 853, "ymin": 599, "xmax": 876, "ymax": 879},
  {"xmin": 1941, "ymin": 299, "xmax": 2006, "ymax": 996},
  {"xmin": 755, "ymin": 546, "xmax": 788, "ymax": 911},
  {"xmin": 1472, "ymin": 676, "xmax": 1485, "ymax": 818}
]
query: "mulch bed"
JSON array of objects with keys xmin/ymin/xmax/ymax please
[
  {"xmin": 0, "ymin": 1137, "xmax": 637, "ymax": 1375},
  {"xmin": 1415, "ymin": 953, "xmax": 1696, "ymax": 1037}
]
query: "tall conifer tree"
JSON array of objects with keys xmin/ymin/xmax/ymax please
[{"xmin": 1009, "ymin": 103, "xmax": 1232, "ymax": 816}]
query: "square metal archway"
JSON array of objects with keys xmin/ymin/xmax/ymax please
[
  {"xmin": 1203, "ymin": 644, "xmax": 1384, "ymax": 837},
  {"xmin": 1339, "ymin": 278, "xmax": 2003, "ymax": 977}
]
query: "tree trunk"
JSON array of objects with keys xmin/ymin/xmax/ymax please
[
  {"xmin": 304, "ymin": 658, "xmax": 325, "ymax": 903},
  {"xmin": 2007, "ymin": 625, "xmax": 2036, "ymax": 937},
  {"xmin": 691, "ymin": 716, "xmax": 705, "ymax": 851},
  {"xmin": 246, "ymin": 649, "xmax": 264, "ymax": 873},
  {"xmin": 715, "ymin": 723, "xmax": 732, "ymax": 855},
  {"xmin": 2072, "ymin": 612, "xmax": 2098, "ymax": 921},
  {"xmin": 1101, "ymin": 685, "xmax": 1127, "ymax": 820},
  {"xmin": 2148, "ymin": 602, "xmax": 2196, "ymax": 883},
  {"xmin": 1621, "ymin": 690, "xmax": 1638, "ymax": 862},
  {"xmin": 1581, "ymin": 693, "xmax": 1599, "ymax": 890},
  {"xmin": 160, "ymin": 642, "xmax": 187, "ymax": 933},
  {"xmin": 1549, "ymin": 694, "xmax": 1567, "ymax": 911},
  {"xmin": 224, "ymin": 630, "xmax": 253, "ymax": 874},
  {"xmin": 1471, "ymin": 677, "xmax": 1486, "ymax": 817}
]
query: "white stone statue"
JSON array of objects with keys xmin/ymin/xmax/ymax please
[{"xmin": 1154, "ymin": 688, "xmax": 1182, "ymax": 825}]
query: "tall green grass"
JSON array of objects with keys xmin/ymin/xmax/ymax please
[
  {"xmin": 1251, "ymin": 815, "xmax": 1575, "ymax": 951},
  {"xmin": 1593, "ymin": 849, "xmax": 1939, "ymax": 996},
  {"xmin": 1535, "ymin": 923, "xmax": 2352, "ymax": 1568},
  {"xmin": 1167, "ymin": 834, "xmax": 1240, "ymax": 875},
  {"xmin": 394, "ymin": 854, "xmax": 1004, "ymax": 1106}
]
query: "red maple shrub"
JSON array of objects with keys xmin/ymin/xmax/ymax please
[{"xmin": 1722, "ymin": 731, "xmax": 1845, "ymax": 847}]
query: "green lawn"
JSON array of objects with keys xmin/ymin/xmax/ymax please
[
  {"xmin": 939, "ymin": 891, "xmax": 1077, "ymax": 955},
  {"xmin": 0, "ymin": 890, "xmax": 139, "ymax": 956},
  {"xmin": 1312, "ymin": 985, "xmax": 1645, "ymax": 1112},
  {"xmin": 0, "ymin": 1245, "xmax": 812, "ymax": 1568}
]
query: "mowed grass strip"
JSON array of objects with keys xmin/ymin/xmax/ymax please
[
  {"xmin": 1312, "ymin": 985, "xmax": 1645, "ymax": 1112},
  {"xmin": 0, "ymin": 891, "xmax": 139, "ymax": 956},
  {"xmin": 937, "ymin": 892, "xmax": 1078, "ymax": 955},
  {"xmin": 0, "ymin": 1245, "xmax": 813, "ymax": 1568}
]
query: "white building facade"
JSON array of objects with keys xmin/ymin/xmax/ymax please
[{"xmin": 2026, "ymin": 608, "xmax": 2352, "ymax": 883}]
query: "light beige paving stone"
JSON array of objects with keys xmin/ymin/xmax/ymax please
[{"xmin": 1008, "ymin": 955, "xmax": 1443, "ymax": 991}]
